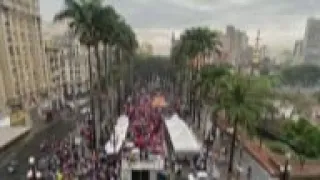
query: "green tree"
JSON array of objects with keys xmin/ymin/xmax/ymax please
[
  {"xmin": 109, "ymin": 20, "xmax": 138, "ymax": 115},
  {"xmin": 282, "ymin": 118, "xmax": 320, "ymax": 159},
  {"xmin": 54, "ymin": 0, "xmax": 138, "ymax": 149},
  {"xmin": 217, "ymin": 74, "xmax": 272, "ymax": 174},
  {"xmin": 93, "ymin": 5, "xmax": 121, "ymax": 138},
  {"xmin": 194, "ymin": 65, "xmax": 231, "ymax": 129},
  {"xmin": 173, "ymin": 27, "xmax": 221, "ymax": 125},
  {"xmin": 281, "ymin": 64, "xmax": 320, "ymax": 87},
  {"xmin": 54, "ymin": 0, "xmax": 103, "ymax": 149}
]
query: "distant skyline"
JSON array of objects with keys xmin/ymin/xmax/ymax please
[{"xmin": 40, "ymin": 0, "xmax": 320, "ymax": 55}]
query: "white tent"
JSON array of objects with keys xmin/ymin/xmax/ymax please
[
  {"xmin": 0, "ymin": 115, "xmax": 10, "ymax": 127},
  {"xmin": 165, "ymin": 114, "xmax": 201, "ymax": 156},
  {"xmin": 105, "ymin": 115, "xmax": 129, "ymax": 155}
]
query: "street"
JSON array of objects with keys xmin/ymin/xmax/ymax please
[{"xmin": 0, "ymin": 112, "xmax": 74, "ymax": 180}]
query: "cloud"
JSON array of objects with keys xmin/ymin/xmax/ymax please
[{"xmin": 41, "ymin": 0, "xmax": 320, "ymax": 55}]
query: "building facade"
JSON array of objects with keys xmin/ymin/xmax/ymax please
[
  {"xmin": 293, "ymin": 40, "xmax": 304, "ymax": 65},
  {"xmin": 0, "ymin": 0, "xmax": 49, "ymax": 108},
  {"xmin": 0, "ymin": 69, "xmax": 7, "ymax": 114},
  {"xmin": 44, "ymin": 39, "xmax": 63, "ymax": 109},
  {"xmin": 43, "ymin": 21, "xmax": 90, "ymax": 102},
  {"xmin": 303, "ymin": 18, "xmax": 320, "ymax": 64},
  {"xmin": 57, "ymin": 31, "xmax": 89, "ymax": 99},
  {"xmin": 137, "ymin": 42, "xmax": 153, "ymax": 56},
  {"xmin": 225, "ymin": 25, "xmax": 249, "ymax": 66}
]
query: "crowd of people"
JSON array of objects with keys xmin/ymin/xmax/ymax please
[
  {"xmin": 125, "ymin": 90, "xmax": 166, "ymax": 157},
  {"xmin": 11, "ymin": 87, "xmax": 178, "ymax": 180},
  {"xmin": 25, "ymin": 129, "xmax": 120, "ymax": 180}
]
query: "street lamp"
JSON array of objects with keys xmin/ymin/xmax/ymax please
[
  {"xmin": 236, "ymin": 164, "xmax": 244, "ymax": 180},
  {"xmin": 27, "ymin": 169, "xmax": 34, "ymax": 179},
  {"xmin": 204, "ymin": 129, "xmax": 214, "ymax": 168},
  {"xmin": 27, "ymin": 156, "xmax": 36, "ymax": 180},
  {"xmin": 280, "ymin": 152, "xmax": 292, "ymax": 180},
  {"xmin": 35, "ymin": 171, "xmax": 42, "ymax": 179}
]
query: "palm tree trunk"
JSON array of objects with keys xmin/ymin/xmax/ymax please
[
  {"xmin": 94, "ymin": 44, "xmax": 102, "ymax": 150},
  {"xmin": 197, "ymin": 101, "xmax": 201, "ymax": 129},
  {"xmin": 228, "ymin": 115, "xmax": 239, "ymax": 174},
  {"xmin": 129, "ymin": 56, "xmax": 134, "ymax": 93},
  {"xmin": 103, "ymin": 43, "xmax": 108, "ymax": 91},
  {"xmin": 189, "ymin": 67, "xmax": 195, "ymax": 123},
  {"xmin": 116, "ymin": 47, "xmax": 121, "ymax": 115},
  {"xmin": 87, "ymin": 45, "xmax": 96, "ymax": 149}
]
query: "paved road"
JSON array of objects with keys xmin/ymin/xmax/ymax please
[{"xmin": 0, "ymin": 113, "xmax": 74, "ymax": 180}]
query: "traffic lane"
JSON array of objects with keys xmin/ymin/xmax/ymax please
[
  {"xmin": 0, "ymin": 108, "xmax": 73, "ymax": 164},
  {"xmin": 0, "ymin": 119, "xmax": 74, "ymax": 180}
]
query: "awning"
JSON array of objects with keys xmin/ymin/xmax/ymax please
[
  {"xmin": 165, "ymin": 114, "xmax": 201, "ymax": 155},
  {"xmin": 105, "ymin": 115, "xmax": 129, "ymax": 155}
]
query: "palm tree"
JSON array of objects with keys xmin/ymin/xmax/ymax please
[
  {"xmin": 109, "ymin": 20, "xmax": 138, "ymax": 115},
  {"xmin": 54, "ymin": 0, "xmax": 103, "ymax": 149},
  {"xmin": 93, "ymin": 5, "xmax": 121, "ymax": 143},
  {"xmin": 98, "ymin": 5, "xmax": 119, "ymax": 89},
  {"xmin": 177, "ymin": 27, "xmax": 221, "ymax": 125},
  {"xmin": 195, "ymin": 65, "xmax": 232, "ymax": 132},
  {"xmin": 217, "ymin": 74, "xmax": 272, "ymax": 175},
  {"xmin": 171, "ymin": 40, "xmax": 190, "ymax": 101}
]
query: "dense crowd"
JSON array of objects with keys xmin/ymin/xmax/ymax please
[
  {"xmin": 125, "ymin": 90, "xmax": 165, "ymax": 156},
  {"xmin": 19, "ymin": 88, "xmax": 174, "ymax": 180},
  {"xmin": 26, "ymin": 129, "xmax": 120, "ymax": 180}
]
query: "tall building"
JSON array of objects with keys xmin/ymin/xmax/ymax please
[
  {"xmin": 293, "ymin": 40, "xmax": 304, "ymax": 64},
  {"xmin": 137, "ymin": 42, "xmax": 153, "ymax": 56},
  {"xmin": 225, "ymin": 25, "xmax": 249, "ymax": 66},
  {"xmin": 44, "ymin": 39, "xmax": 63, "ymax": 109},
  {"xmin": 303, "ymin": 18, "xmax": 320, "ymax": 64},
  {"xmin": 57, "ymin": 31, "xmax": 89, "ymax": 98},
  {"xmin": 226, "ymin": 25, "xmax": 236, "ymax": 64},
  {"xmin": 0, "ymin": 0, "xmax": 49, "ymax": 107},
  {"xmin": 43, "ymin": 22, "xmax": 89, "ymax": 101}
]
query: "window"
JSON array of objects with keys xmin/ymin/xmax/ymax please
[
  {"xmin": 15, "ymin": 88, "xmax": 20, "ymax": 96},
  {"xmin": 5, "ymin": 20, "xmax": 10, "ymax": 26},
  {"xmin": 21, "ymin": 32, "xmax": 25, "ymax": 40},
  {"xmin": 9, "ymin": 46, "xmax": 14, "ymax": 56},
  {"xmin": 12, "ymin": 67, "xmax": 17, "ymax": 74},
  {"xmin": 7, "ymin": 36, "xmax": 12, "ymax": 42},
  {"xmin": 16, "ymin": 47, "xmax": 20, "ymax": 55}
]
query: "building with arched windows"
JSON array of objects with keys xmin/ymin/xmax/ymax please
[{"xmin": 0, "ymin": 0, "xmax": 50, "ymax": 108}]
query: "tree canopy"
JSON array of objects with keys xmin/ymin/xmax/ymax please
[
  {"xmin": 280, "ymin": 64, "xmax": 320, "ymax": 87},
  {"xmin": 282, "ymin": 118, "xmax": 320, "ymax": 159},
  {"xmin": 133, "ymin": 55, "xmax": 173, "ymax": 82}
]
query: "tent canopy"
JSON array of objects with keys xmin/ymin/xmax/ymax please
[
  {"xmin": 105, "ymin": 115, "xmax": 129, "ymax": 155},
  {"xmin": 165, "ymin": 114, "xmax": 201, "ymax": 155},
  {"xmin": 152, "ymin": 96, "xmax": 167, "ymax": 108}
]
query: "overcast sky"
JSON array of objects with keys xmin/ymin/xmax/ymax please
[{"xmin": 40, "ymin": 0, "xmax": 320, "ymax": 55}]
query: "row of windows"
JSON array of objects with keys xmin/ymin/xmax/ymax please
[
  {"xmin": 9, "ymin": 44, "xmax": 37, "ymax": 58},
  {"xmin": 11, "ymin": 0, "xmax": 39, "ymax": 10}
]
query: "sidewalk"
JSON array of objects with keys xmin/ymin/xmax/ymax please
[
  {"xmin": 0, "ymin": 126, "xmax": 31, "ymax": 153},
  {"xmin": 186, "ymin": 116, "xmax": 237, "ymax": 180}
]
